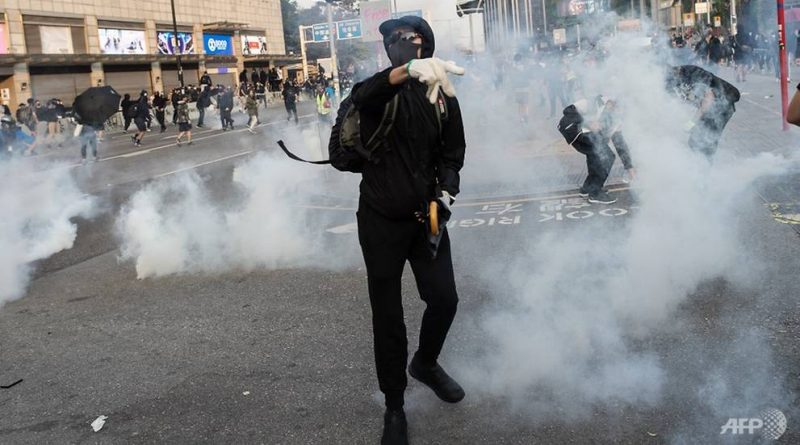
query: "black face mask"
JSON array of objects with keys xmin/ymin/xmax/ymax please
[{"xmin": 387, "ymin": 39, "xmax": 421, "ymax": 67}]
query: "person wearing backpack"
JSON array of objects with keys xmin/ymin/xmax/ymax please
[
  {"xmin": 666, "ymin": 65, "xmax": 740, "ymax": 158},
  {"xmin": 327, "ymin": 16, "xmax": 465, "ymax": 445},
  {"xmin": 315, "ymin": 84, "xmax": 332, "ymax": 125},
  {"xmin": 15, "ymin": 100, "xmax": 37, "ymax": 136},
  {"xmin": 558, "ymin": 95, "xmax": 635, "ymax": 205},
  {"xmin": 196, "ymin": 85, "xmax": 211, "ymax": 128}
]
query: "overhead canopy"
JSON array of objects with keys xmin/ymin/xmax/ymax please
[{"xmin": 456, "ymin": 0, "xmax": 484, "ymax": 16}]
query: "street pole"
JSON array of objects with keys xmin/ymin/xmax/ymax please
[
  {"xmin": 731, "ymin": 0, "xmax": 737, "ymax": 34},
  {"xmin": 299, "ymin": 25, "xmax": 309, "ymax": 82},
  {"xmin": 778, "ymin": 0, "xmax": 790, "ymax": 130},
  {"xmin": 326, "ymin": 1, "xmax": 340, "ymax": 99},
  {"xmin": 469, "ymin": 13, "xmax": 476, "ymax": 54},
  {"xmin": 542, "ymin": 0, "xmax": 547, "ymax": 31},
  {"xmin": 169, "ymin": 0, "xmax": 184, "ymax": 88}
]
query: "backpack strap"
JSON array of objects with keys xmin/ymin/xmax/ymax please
[{"xmin": 364, "ymin": 95, "xmax": 400, "ymax": 151}]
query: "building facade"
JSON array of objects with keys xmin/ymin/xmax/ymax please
[{"xmin": 0, "ymin": 0, "xmax": 295, "ymax": 108}]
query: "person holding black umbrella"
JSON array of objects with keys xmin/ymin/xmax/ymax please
[{"xmin": 328, "ymin": 16, "xmax": 466, "ymax": 445}]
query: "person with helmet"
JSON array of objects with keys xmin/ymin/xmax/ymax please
[{"xmin": 328, "ymin": 16, "xmax": 466, "ymax": 445}]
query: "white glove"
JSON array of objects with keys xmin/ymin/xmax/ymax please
[
  {"xmin": 438, "ymin": 190, "xmax": 455, "ymax": 213},
  {"xmin": 407, "ymin": 58, "xmax": 466, "ymax": 103},
  {"xmin": 684, "ymin": 120, "xmax": 696, "ymax": 132}
]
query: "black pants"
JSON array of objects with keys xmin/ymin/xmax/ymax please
[
  {"xmin": 688, "ymin": 105, "xmax": 735, "ymax": 158},
  {"xmin": 357, "ymin": 199, "xmax": 459, "ymax": 410},
  {"xmin": 197, "ymin": 107, "xmax": 205, "ymax": 126},
  {"xmin": 123, "ymin": 116, "xmax": 132, "ymax": 131},
  {"xmin": 172, "ymin": 108, "xmax": 178, "ymax": 124},
  {"xmin": 220, "ymin": 109, "xmax": 233, "ymax": 129},
  {"xmin": 285, "ymin": 102, "xmax": 298, "ymax": 122},
  {"xmin": 571, "ymin": 132, "xmax": 615, "ymax": 195},
  {"xmin": 156, "ymin": 110, "xmax": 166, "ymax": 131}
]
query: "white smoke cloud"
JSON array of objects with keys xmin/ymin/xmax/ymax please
[
  {"xmin": 117, "ymin": 129, "xmax": 360, "ymax": 278},
  {"xmin": 0, "ymin": 160, "xmax": 95, "ymax": 305},
  {"xmin": 451, "ymin": 25, "xmax": 795, "ymax": 424}
]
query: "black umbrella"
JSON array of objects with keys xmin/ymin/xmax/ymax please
[{"xmin": 72, "ymin": 86, "xmax": 122, "ymax": 127}]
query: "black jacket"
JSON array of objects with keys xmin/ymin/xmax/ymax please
[
  {"xmin": 218, "ymin": 91, "xmax": 234, "ymax": 109},
  {"xmin": 197, "ymin": 89, "xmax": 212, "ymax": 108},
  {"xmin": 341, "ymin": 67, "xmax": 466, "ymax": 220}
]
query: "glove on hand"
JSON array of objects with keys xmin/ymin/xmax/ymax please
[{"xmin": 407, "ymin": 58, "xmax": 466, "ymax": 103}]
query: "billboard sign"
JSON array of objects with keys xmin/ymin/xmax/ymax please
[
  {"xmin": 40, "ymin": 26, "xmax": 73, "ymax": 54},
  {"xmin": 157, "ymin": 31, "xmax": 195, "ymax": 55},
  {"xmin": 241, "ymin": 35, "xmax": 268, "ymax": 55},
  {"xmin": 99, "ymin": 28, "xmax": 146, "ymax": 54},
  {"xmin": 203, "ymin": 33, "xmax": 233, "ymax": 55},
  {"xmin": 0, "ymin": 24, "xmax": 8, "ymax": 54}
]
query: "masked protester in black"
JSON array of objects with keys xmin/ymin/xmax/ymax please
[
  {"xmin": 330, "ymin": 16, "xmax": 466, "ymax": 445},
  {"xmin": 666, "ymin": 65, "xmax": 740, "ymax": 158}
]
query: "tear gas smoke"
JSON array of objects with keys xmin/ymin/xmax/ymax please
[
  {"xmin": 0, "ymin": 160, "xmax": 95, "ymax": 306},
  {"xmin": 117, "ymin": 129, "xmax": 360, "ymax": 278},
  {"xmin": 443, "ymin": 19, "xmax": 796, "ymax": 430}
]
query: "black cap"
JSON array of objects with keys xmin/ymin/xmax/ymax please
[{"xmin": 379, "ymin": 16, "xmax": 435, "ymax": 58}]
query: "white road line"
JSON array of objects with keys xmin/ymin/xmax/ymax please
[
  {"xmin": 743, "ymin": 97, "xmax": 782, "ymax": 116},
  {"xmin": 153, "ymin": 150, "xmax": 254, "ymax": 178}
]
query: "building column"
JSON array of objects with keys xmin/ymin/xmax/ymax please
[
  {"xmin": 90, "ymin": 62, "xmax": 104, "ymax": 87},
  {"xmin": 6, "ymin": 9, "xmax": 26, "ymax": 55},
  {"xmin": 12, "ymin": 63, "xmax": 31, "ymax": 106},
  {"xmin": 151, "ymin": 61, "xmax": 163, "ymax": 94},
  {"xmin": 145, "ymin": 20, "xmax": 157, "ymax": 56},
  {"xmin": 234, "ymin": 30, "xmax": 245, "ymax": 77},
  {"xmin": 193, "ymin": 24, "xmax": 204, "ymax": 55},
  {"xmin": 85, "ymin": 16, "xmax": 101, "ymax": 54}
]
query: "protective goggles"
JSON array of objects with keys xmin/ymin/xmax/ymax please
[{"xmin": 386, "ymin": 31, "xmax": 422, "ymax": 45}]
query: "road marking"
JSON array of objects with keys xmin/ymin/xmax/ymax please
[
  {"xmin": 767, "ymin": 203, "xmax": 800, "ymax": 224},
  {"xmin": 742, "ymin": 97, "xmax": 782, "ymax": 116},
  {"xmin": 152, "ymin": 150, "xmax": 254, "ymax": 178}
]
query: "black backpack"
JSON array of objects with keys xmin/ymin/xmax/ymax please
[
  {"xmin": 277, "ymin": 91, "xmax": 448, "ymax": 172},
  {"xmin": 125, "ymin": 103, "xmax": 139, "ymax": 119}
]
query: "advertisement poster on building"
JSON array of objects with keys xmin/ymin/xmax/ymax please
[
  {"xmin": 0, "ymin": 24, "xmax": 8, "ymax": 54},
  {"xmin": 241, "ymin": 35, "xmax": 268, "ymax": 55},
  {"xmin": 157, "ymin": 31, "xmax": 195, "ymax": 55},
  {"xmin": 40, "ymin": 26, "xmax": 73, "ymax": 54},
  {"xmin": 203, "ymin": 34, "xmax": 233, "ymax": 56},
  {"xmin": 99, "ymin": 29, "xmax": 146, "ymax": 54}
]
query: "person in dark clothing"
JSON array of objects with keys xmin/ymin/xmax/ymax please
[
  {"xmin": 171, "ymin": 88, "xmax": 180, "ymax": 124},
  {"xmin": 259, "ymin": 68, "xmax": 268, "ymax": 87},
  {"xmin": 239, "ymin": 69, "xmax": 248, "ymax": 86},
  {"xmin": 251, "ymin": 69, "xmax": 259, "ymax": 85},
  {"xmin": 558, "ymin": 96, "xmax": 635, "ymax": 204},
  {"xmin": 282, "ymin": 80, "xmax": 298, "ymax": 123},
  {"xmin": 666, "ymin": 65, "xmax": 739, "ymax": 158},
  {"xmin": 2, "ymin": 104, "xmax": 10, "ymax": 116},
  {"xmin": 132, "ymin": 90, "xmax": 149, "ymax": 147},
  {"xmin": 200, "ymin": 71, "xmax": 212, "ymax": 88},
  {"xmin": 121, "ymin": 94, "xmax": 133, "ymax": 132},
  {"xmin": 152, "ymin": 91, "xmax": 167, "ymax": 132},
  {"xmin": 197, "ymin": 86, "xmax": 212, "ymax": 128},
  {"xmin": 328, "ymin": 16, "xmax": 466, "ymax": 445},
  {"xmin": 218, "ymin": 86, "xmax": 235, "ymax": 130}
]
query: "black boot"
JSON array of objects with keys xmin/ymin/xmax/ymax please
[
  {"xmin": 381, "ymin": 409, "xmax": 408, "ymax": 445},
  {"xmin": 408, "ymin": 355, "xmax": 465, "ymax": 403}
]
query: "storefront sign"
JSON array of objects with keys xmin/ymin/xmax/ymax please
[
  {"xmin": 553, "ymin": 28, "xmax": 567, "ymax": 45},
  {"xmin": 360, "ymin": 0, "xmax": 391, "ymax": 42},
  {"xmin": 40, "ymin": 26, "xmax": 73, "ymax": 54},
  {"xmin": 203, "ymin": 33, "xmax": 233, "ymax": 56},
  {"xmin": 0, "ymin": 24, "xmax": 8, "ymax": 54},
  {"xmin": 241, "ymin": 35, "xmax": 268, "ymax": 55},
  {"xmin": 99, "ymin": 28, "xmax": 146, "ymax": 54},
  {"xmin": 157, "ymin": 31, "xmax": 195, "ymax": 55},
  {"xmin": 683, "ymin": 13, "xmax": 695, "ymax": 27}
]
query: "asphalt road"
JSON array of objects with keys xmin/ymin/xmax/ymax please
[{"xmin": 1, "ymin": 71, "xmax": 800, "ymax": 444}]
